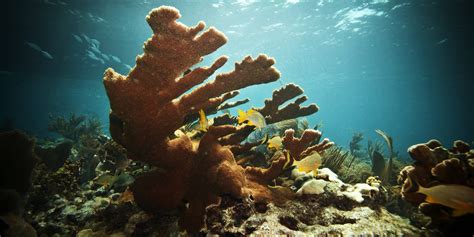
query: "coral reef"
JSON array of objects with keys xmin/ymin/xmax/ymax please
[
  {"xmin": 102, "ymin": 6, "xmax": 294, "ymax": 232},
  {"xmin": 2, "ymin": 5, "xmax": 449, "ymax": 237},
  {"xmin": 25, "ymin": 134, "xmax": 145, "ymax": 237},
  {"xmin": 398, "ymin": 139, "xmax": 474, "ymax": 235},
  {"xmin": 204, "ymin": 170, "xmax": 429, "ymax": 236}
]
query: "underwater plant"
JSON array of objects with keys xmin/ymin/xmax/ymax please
[
  {"xmin": 48, "ymin": 113, "xmax": 102, "ymax": 142},
  {"xmin": 349, "ymin": 132, "xmax": 364, "ymax": 158},
  {"xmin": 321, "ymin": 146, "xmax": 350, "ymax": 173},
  {"xmin": 346, "ymin": 132, "xmax": 364, "ymax": 170}
]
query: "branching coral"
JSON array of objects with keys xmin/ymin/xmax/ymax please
[
  {"xmin": 254, "ymin": 83, "xmax": 318, "ymax": 124},
  {"xmin": 103, "ymin": 6, "xmax": 290, "ymax": 232},
  {"xmin": 282, "ymin": 128, "xmax": 333, "ymax": 162},
  {"xmin": 190, "ymin": 83, "xmax": 319, "ymax": 128}
]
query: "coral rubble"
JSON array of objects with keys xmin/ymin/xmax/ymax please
[{"xmin": 205, "ymin": 170, "xmax": 426, "ymax": 236}]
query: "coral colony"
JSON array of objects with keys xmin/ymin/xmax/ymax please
[
  {"xmin": 103, "ymin": 6, "xmax": 332, "ymax": 232},
  {"xmin": 1, "ymin": 6, "xmax": 473, "ymax": 236}
]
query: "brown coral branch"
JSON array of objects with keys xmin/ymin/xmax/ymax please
[
  {"xmin": 282, "ymin": 129, "xmax": 333, "ymax": 160},
  {"xmin": 218, "ymin": 98, "xmax": 250, "ymax": 111},
  {"xmin": 255, "ymin": 83, "xmax": 319, "ymax": 124},
  {"xmin": 300, "ymin": 138, "xmax": 335, "ymax": 157},
  {"xmin": 213, "ymin": 114, "xmax": 238, "ymax": 126},
  {"xmin": 178, "ymin": 55, "xmax": 280, "ymax": 114},
  {"xmin": 183, "ymin": 91, "xmax": 249, "ymax": 124}
]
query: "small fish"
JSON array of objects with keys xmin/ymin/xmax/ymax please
[
  {"xmin": 72, "ymin": 34, "xmax": 83, "ymax": 43},
  {"xmin": 41, "ymin": 51, "xmax": 53, "ymax": 59},
  {"xmin": 111, "ymin": 55, "xmax": 121, "ymax": 63},
  {"xmin": 96, "ymin": 16, "xmax": 106, "ymax": 23},
  {"xmin": 101, "ymin": 53, "xmax": 110, "ymax": 61},
  {"xmin": 267, "ymin": 135, "xmax": 283, "ymax": 150},
  {"xmin": 25, "ymin": 41, "xmax": 41, "ymax": 51},
  {"xmin": 198, "ymin": 109, "xmax": 208, "ymax": 132},
  {"xmin": 417, "ymin": 183, "xmax": 474, "ymax": 217},
  {"xmin": 90, "ymin": 38, "xmax": 100, "ymax": 48},
  {"xmin": 86, "ymin": 50, "xmax": 105, "ymax": 64},
  {"xmin": 81, "ymin": 34, "xmax": 91, "ymax": 44},
  {"xmin": 94, "ymin": 173, "xmax": 118, "ymax": 187},
  {"xmin": 293, "ymin": 151, "xmax": 322, "ymax": 176},
  {"xmin": 113, "ymin": 173, "xmax": 135, "ymax": 187},
  {"xmin": 313, "ymin": 120, "xmax": 324, "ymax": 130},
  {"xmin": 25, "ymin": 41, "xmax": 53, "ymax": 60},
  {"xmin": 123, "ymin": 64, "xmax": 132, "ymax": 70},
  {"xmin": 436, "ymin": 38, "xmax": 448, "ymax": 45},
  {"xmin": 238, "ymin": 109, "xmax": 266, "ymax": 129},
  {"xmin": 89, "ymin": 44, "xmax": 101, "ymax": 55}
]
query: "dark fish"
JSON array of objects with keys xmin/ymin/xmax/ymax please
[{"xmin": 371, "ymin": 150, "xmax": 385, "ymax": 177}]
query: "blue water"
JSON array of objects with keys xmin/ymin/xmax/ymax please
[{"xmin": 2, "ymin": 0, "xmax": 473, "ymax": 155}]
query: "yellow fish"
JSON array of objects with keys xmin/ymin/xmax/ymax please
[
  {"xmin": 267, "ymin": 135, "xmax": 283, "ymax": 150},
  {"xmin": 198, "ymin": 109, "xmax": 208, "ymax": 132},
  {"xmin": 237, "ymin": 109, "xmax": 266, "ymax": 129},
  {"xmin": 417, "ymin": 183, "xmax": 474, "ymax": 217},
  {"xmin": 293, "ymin": 151, "xmax": 322, "ymax": 176}
]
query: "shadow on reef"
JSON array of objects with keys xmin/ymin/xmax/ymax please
[{"xmin": 0, "ymin": 5, "xmax": 472, "ymax": 237}]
